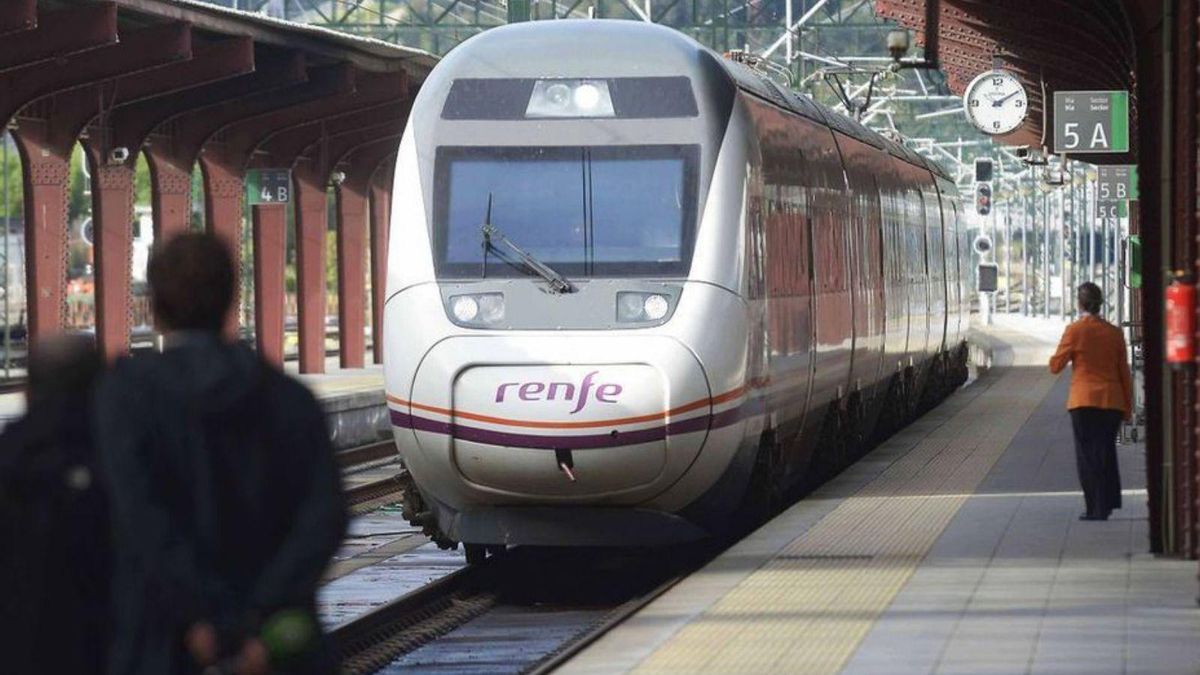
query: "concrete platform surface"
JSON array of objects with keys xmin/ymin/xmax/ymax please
[
  {"xmin": 0, "ymin": 359, "xmax": 386, "ymax": 448},
  {"xmin": 562, "ymin": 317, "xmax": 1200, "ymax": 674}
]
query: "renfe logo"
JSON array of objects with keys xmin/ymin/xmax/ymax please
[{"xmin": 494, "ymin": 370, "xmax": 623, "ymax": 414}]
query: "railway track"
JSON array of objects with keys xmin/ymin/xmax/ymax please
[
  {"xmin": 331, "ymin": 545, "xmax": 712, "ymax": 675},
  {"xmin": 339, "ymin": 440, "xmax": 408, "ymax": 513}
]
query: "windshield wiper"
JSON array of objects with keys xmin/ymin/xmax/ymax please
[{"xmin": 480, "ymin": 195, "xmax": 576, "ymax": 294}]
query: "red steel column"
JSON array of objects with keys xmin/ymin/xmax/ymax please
[
  {"xmin": 10, "ymin": 132, "xmax": 69, "ymax": 340},
  {"xmin": 199, "ymin": 155, "xmax": 245, "ymax": 337},
  {"xmin": 253, "ymin": 204, "xmax": 287, "ymax": 365},
  {"xmin": 369, "ymin": 164, "xmax": 393, "ymax": 365},
  {"xmin": 293, "ymin": 163, "xmax": 327, "ymax": 374},
  {"xmin": 335, "ymin": 178, "xmax": 367, "ymax": 368},
  {"xmin": 87, "ymin": 157, "xmax": 135, "ymax": 359},
  {"xmin": 146, "ymin": 153, "xmax": 194, "ymax": 241}
]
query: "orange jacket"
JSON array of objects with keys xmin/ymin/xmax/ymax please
[{"xmin": 1048, "ymin": 314, "xmax": 1134, "ymax": 418}]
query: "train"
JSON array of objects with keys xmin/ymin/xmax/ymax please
[{"xmin": 383, "ymin": 19, "xmax": 972, "ymax": 562}]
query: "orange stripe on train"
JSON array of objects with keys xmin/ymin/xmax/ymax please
[{"xmin": 385, "ymin": 384, "xmax": 749, "ymax": 430}]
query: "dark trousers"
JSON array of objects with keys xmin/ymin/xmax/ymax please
[{"xmin": 1069, "ymin": 407, "xmax": 1123, "ymax": 518}]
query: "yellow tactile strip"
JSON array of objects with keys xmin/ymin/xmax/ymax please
[{"xmin": 634, "ymin": 342, "xmax": 1057, "ymax": 674}]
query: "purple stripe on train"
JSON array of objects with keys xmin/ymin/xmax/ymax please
[{"xmin": 388, "ymin": 398, "xmax": 762, "ymax": 450}]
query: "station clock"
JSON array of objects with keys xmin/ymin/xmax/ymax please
[{"xmin": 963, "ymin": 70, "xmax": 1028, "ymax": 135}]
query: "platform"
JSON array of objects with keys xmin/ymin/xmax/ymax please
[
  {"xmin": 295, "ymin": 362, "xmax": 388, "ymax": 450},
  {"xmin": 562, "ymin": 317, "xmax": 1200, "ymax": 674},
  {"xmin": 0, "ymin": 358, "xmax": 387, "ymax": 449}
]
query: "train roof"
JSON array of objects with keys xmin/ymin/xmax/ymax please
[
  {"xmin": 716, "ymin": 49, "xmax": 951, "ymax": 181},
  {"xmin": 435, "ymin": 20, "xmax": 953, "ymax": 182}
]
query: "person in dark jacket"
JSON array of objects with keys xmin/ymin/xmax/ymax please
[
  {"xmin": 95, "ymin": 232, "xmax": 348, "ymax": 675},
  {"xmin": 0, "ymin": 335, "xmax": 107, "ymax": 675}
]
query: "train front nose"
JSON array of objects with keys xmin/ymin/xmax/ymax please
[{"xmin": 404, "ymin": 335, "xmax": 711, "ymax": 501}]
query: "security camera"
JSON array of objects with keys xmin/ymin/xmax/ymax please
[
  {"xmin": 886, "ymin": 29, "xmax": 910, "ymax": 61},
  {"xmin": 329, "ymin": 171, "xmax": 346, "ymax": 186},
  {"xmin": 108, "ymin": 147, "xmax": 130, "ymax": 165},
  {"xmin": 1042, "ymin": 166, "xmax": 1066, "ymax": 186}
]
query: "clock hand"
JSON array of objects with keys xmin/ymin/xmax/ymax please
[{"xmin": 992, "ymin": 89, "xmax": 1021, "ymax": 107}]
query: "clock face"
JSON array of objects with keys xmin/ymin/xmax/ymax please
[{"xmin": 964, "ymin": 70, "xmax": 1028, "ymax": 135}]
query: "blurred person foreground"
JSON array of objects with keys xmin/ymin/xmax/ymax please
[
  {"xmin": 92, "ymin": 232, "xmax": 348, "ymax": 675},
  {"xmin": 0, "ymin": 334, "xmax": 108, "ymax": 674}
]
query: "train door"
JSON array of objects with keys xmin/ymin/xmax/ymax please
[
  {"xmin": 903, "ymin": 181, "xmax": 928, "ymax": 369},
  {"xmin": 809, "ymin": 166, "xmax": 854, "ymax": 414},
  {"xmin": 956, "ymin": 199, "xmax": 970, "ymax": 343},
  {"xmin": 925, "ymin": 183, "xmax": 948, "ymax": 355},
  {"xmin": 832, "ymin": 134, "xmax": 885, "ymax": 405},
  {"xmin": 938, "ymin": 178, "xmax": 962, "ymax": 347},
  {"xmin": 746, "ymin": 98, "xmax": 815, "ymax": 474},
  {"xmin": 879, "ymin": 173, "xmax": 907, "ymax": 376}
]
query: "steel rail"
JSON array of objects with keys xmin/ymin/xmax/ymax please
[
  {"xmin": 336, "ymin": 439, "xmax": 397, "ymax": 468},
  {"xmin": 332, "ymin": 561, "xmax": 496, "ymax": 675},
  {"xmin": 523, "ymin": 566, "xmax": 695, "ymax": 675}
]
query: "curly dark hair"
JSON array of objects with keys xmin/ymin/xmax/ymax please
[
  {"xmin": 1077, "ymin": 282, "xmax": 1103, "ymax": 315},
  {"xmin": 147, "ymin": 232, "xmax": 235, "ymax": 333}
]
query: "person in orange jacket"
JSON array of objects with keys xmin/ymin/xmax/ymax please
[{"xmin": 1049, "ymin": 282, "xmax": 1134, "ymax": 521}]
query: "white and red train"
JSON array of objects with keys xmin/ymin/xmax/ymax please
[{"xmin": 382, "ymin": 20, "xmax": 971, "ymax": 560}]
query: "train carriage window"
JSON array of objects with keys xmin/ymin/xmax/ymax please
[{"xmin": 433, "ymin": 145, "xmax": 699, "ymax": 278}]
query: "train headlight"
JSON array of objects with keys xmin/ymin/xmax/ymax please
[
  {"xmin": 448, "ymin": 293, "xmax": 506, "ymax": 326},
  {"xmin": 526, "ymin": 79, "xmax": 615, "ymax": 118},
  {"xmin": 616, "ymin": 292, "xmax": 673, "ymax": 323},
  {"xmin": 617, "ymin": 293, "xmax": 645, "ymax": 322},
  {"xmin": 477, "ymin": 293, "xmax": 505, "ymax": 323},
  {"xmin": 643, "ymin": 294, "xmax": 670, "ymax": 320},
  {"xmin": 451, "ymin": 296, "xmax": 479, "ymax": 322}
]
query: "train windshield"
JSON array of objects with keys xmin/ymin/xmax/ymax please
[{"xmin": 433, "ymin": 145, "xmax": 699, "ymax": 278}]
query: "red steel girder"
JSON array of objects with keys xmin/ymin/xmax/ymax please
[
  {"xmin": 185, "ymin": 65, "xmax": 357, "ymax": 339},
  {"xmin": 292, "ymin": 163, "xmax": 328, "ymax": 374},
  {"xmin": 0, "ymin": 21, "xmax": 191, "ymax": 126},
  {"xmin": 184, "ymin": 64, "xmax": 355, "ymax": 336},
  {"xmin": 213, "ymin": 70, "xmax": 407, "ymax": 167},
  {"xmin": 9, "ymin": 130, "xmax": 71, "ymax": 343},
  {"xmin": 113, "ymin": 49, "xmax": 306, "ymax": 156},
  {"xmin": 0, "ymin": 3, "xmax": 117, "ymax": 73},
  {"xmin": 319, "ymin": 125, "xmax": 405, "ymax": 369},
  {"xmin": 5, "ymin": 22, "xmax": 192, "ymax": 346},
  {"xmin": 197, "ymin": 67, "xmax": 398, "ymax": 246},
  {"xmin": 66, "ymin": 39, "xmax": 254, "ymax": 358},
  {"xmin": 1, "ymin": 0, "xmax": 36, "ymax": 35},
  {"xmin": 252, "ymin": 201, "xmax": 288, "ymax": 365},
  {"xmin": 333, "ymin": 139, "xmax": 402, "ymax": 368},
  {"xmin": 205, "ymin": 70, "xmax": 408, "ymax": 362},
  {"xmin": 253, "ymin": 104, "xmax": 406, "ymax": 373},
  {"xmin": 113, "ymin": 49, "xmax": 306, "ymax": 240},
  {"xmin": 82, "ymin": 153, "xmax": 137, "ymax": 361}
]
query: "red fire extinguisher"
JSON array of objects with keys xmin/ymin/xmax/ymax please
[{"xmin": 1165, "ymin": 272, "xmax": 1195, "ymax": 367}]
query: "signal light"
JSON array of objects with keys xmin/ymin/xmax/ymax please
[
  {"xmin": 974, "ymin": 158, "xmax": 994, "ymax": 183},
  {"xmin": 976, "ymin": 183, "xmax": 992, "ymax": 216}
]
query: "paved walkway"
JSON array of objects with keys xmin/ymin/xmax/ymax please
[{"xmin": 563, "ymin": 318, "xmax": 1200, "ymax": 674}]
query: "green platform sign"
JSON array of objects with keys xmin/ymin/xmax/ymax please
[
  {"xmin": 1096, "ymin": 200, "xmax": 1129, "ymax": 219},
  {"xmin": 246, "ymin": 169, "xmax": 291, "ymax": 205},
  {"xmin": 1097, "ymin": 165, "xmax": 1139, "ymax": 201},
  {"xmin": 1053, "ymin": 91, "xmax": 1130, "ymax": 154}
]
